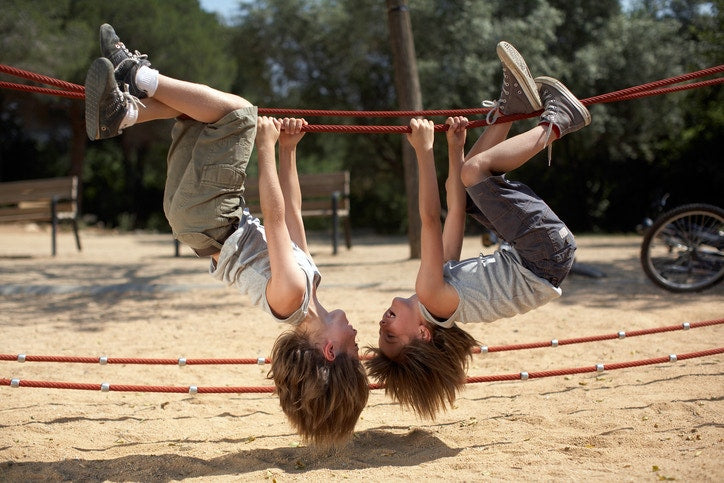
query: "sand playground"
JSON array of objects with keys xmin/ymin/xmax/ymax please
[{"xmin": 1, "ymin": 224, "xmax": 722, "ymax": 481}]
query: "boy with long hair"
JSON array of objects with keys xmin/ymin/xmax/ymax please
[
  {"xmin": 85, "ymin": 24, "xmax": 368, "ymax": 445},
  {"xmin": 366, "ymin": 42, "xmax": 590, "ymax": 419}
]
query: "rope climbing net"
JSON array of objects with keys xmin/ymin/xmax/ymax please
[{"xmin": 1, "ymin": 318, "xmax": 721, "ymax": 394}]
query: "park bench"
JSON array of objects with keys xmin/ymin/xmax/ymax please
[
  {"xmin": 175, "ymin": 170, "xmax": 352, "ymax": 256},
  {"xmin": 0, "ymin": 176, "xmax": 82, "ymax": 256}
]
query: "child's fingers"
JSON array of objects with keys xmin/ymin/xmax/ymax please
[
  {"xmin": 446, "ymin": 116, "xmax": 468, "ymax": 132},
  {"xmin": 282, "ymin": 117, "xmax": 307, "ymax": 134}
]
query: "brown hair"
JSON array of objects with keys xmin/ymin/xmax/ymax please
[
  {"xmin": 365, "ymin": 323, "xmax": 477, "ymax": 420},
  {"xmin": 269, "ymin": 329, "xmax": 369, "ymax": 447}
]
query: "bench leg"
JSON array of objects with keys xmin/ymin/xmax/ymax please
[
  {"xmin": 343, "ymin": 216, "xmax": 352, "ymax": 249},
  {"xmin": 51, "ymin": 197, "xmax": 58, "ymax": 256},
  {"xmin": 331, "ymin": 192, "xmax": 340, "ymax": 255},
  {"xmin": 72, "ymin": 219, "xmax": 82, "ymax": 251}
]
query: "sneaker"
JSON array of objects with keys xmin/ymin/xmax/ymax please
[
  {"xmin": 535, "ymin": 76, "xmax": 591, "ymax": 163},
  {"xmin": 84, "ymin": 57, "xmax": 129, "ymax": 140},
  {"xmin": 99, "ymin": 23, "xmax": 152, "ymax": 98},
  {"xmin": 536, "ymin": 76, "xmax": 591, "ymax": 137},
  {"xmin": 483, "ymin": 41, "xmax": 542, "ymax": 124}
]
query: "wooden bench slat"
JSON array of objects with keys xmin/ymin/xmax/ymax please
[
  {"xmin": 0, "ymin": 177, "xmax": 77, "ymax": 204},
  {"xmin": 0, "ymin": 176, "xmax": 82, "ymax": 255},
  {"xmin": 242, "ymin": 172, "xmax": 350, "ymax": 214}
]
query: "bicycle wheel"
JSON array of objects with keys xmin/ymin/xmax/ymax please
[{"xmin": 640, "ymin": 203, "xmax": 724, "ymax": 292}]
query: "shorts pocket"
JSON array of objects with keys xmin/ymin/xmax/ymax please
[{"xmin": 201, "ymin": 164, "xmax": 246, "ymax": 191}]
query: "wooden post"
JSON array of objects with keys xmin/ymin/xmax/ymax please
[{"xmin": 386, "ymin": 0, "xmax": 422, "ymax": 259}]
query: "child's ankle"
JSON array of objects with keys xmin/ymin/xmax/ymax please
[
  {"xmin": 539, "ymin": 121, "xmax": 561, "ymax": 139},
  {"xmin": 135, "ymin": 65, "xmax": 159, "ymax": 97},
  {"xmin": 119, "ymin": 102, "xmax": 138, "ymax": 130}
]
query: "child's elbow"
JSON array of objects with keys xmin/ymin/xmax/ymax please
[{"xmin": 415, "ymin": 280, "xmax": 438, "ymax": 304}]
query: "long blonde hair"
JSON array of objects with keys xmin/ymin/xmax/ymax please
[
  {"xmin": 269, "ymin": 329, "xmax": 369, "ymax": 446},
  {"xmin": 365, "ymin": 323, "xmax": 477, "ymax": 419}
]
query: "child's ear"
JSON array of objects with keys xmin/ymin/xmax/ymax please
[
  {"xmin": 418, "ymin": 324, "xmax": 432, "ymax": 342},
  {"xmin": 322, "ymin": 341, "xmax": 336, "ymax": 361}
]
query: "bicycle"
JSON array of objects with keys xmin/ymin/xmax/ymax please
[{"xmin": 640, "ymin": 202, "xmax": 724, "ymax": 292}]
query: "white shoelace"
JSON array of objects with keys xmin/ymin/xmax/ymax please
[
  {"xmin": 113, "ymin": 42, "xmax": 149, "ymax": 72},
  {"xmin": 118, "ymin": 84, "xmax": 146, "ymax": 131},
  {"xmin": 481, "ymin": 99, "xmax": 503, "ymax": 124},
  {"xmin": 482, "ymin": 68, "xmax": 512, "ymax": 125},
  {"xmin": 542, "ymin": 122, "xmax": 555, "ymax": 166}
]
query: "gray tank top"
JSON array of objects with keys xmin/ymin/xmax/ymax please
[
  {"xmin": 419, "ymin": 247, "xmax": 561, "ymax": 328},
  {"xmin": 210, "ymin": 210, "xmax": 320, "ymax": 325}
]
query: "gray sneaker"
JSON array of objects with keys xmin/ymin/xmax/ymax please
[
  {"xmin": 536, "ymin": 76, "xmax": 591, "ymax": 164},
  {"xmin": 483, "ymin": 41, "xmax": 542, "ymax": 124},
  {"xmin": 536, "ymin": 76, "xmax": 591, "ymax": 137},
  {"xmin": 100, "ymin": 23, "xmax": 152, "ymax": 99},
  {"xmin": 84, "ymin": 57, "xmax": 128, "ymax": 140}
]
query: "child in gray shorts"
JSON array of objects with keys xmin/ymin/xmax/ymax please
[
  {"xmin": 367, "ymin": 42, "xmax": 590, "ymax": 420},
  {"xmin": 84, "ymin": 24, "xmax": 368, "ymax": 446}
]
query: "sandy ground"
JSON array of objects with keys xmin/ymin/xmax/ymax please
[{"xmin": 0, "ymin": 223, "xmax": 722, "ymax": 482}]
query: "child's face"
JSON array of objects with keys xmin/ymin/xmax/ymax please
[
  {"xmin": 378, "ymin": 295, "xmax": 426, "ymax": 359},
  {"xmin": 324, "ymin": 309, "xmax": 359, "ymax": 359}
]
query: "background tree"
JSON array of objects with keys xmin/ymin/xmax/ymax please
[
  {"xmin": 1, "ymin": 0, "xmax": 235, "ymax": 229},
  {"xmin": 1, "ymin": 0, "xmax": 720, "ymax": 239}
]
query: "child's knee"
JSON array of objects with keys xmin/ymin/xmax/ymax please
[{"xmin": 461, "ymin": 159, "xmax": 491, "ymax": 187}]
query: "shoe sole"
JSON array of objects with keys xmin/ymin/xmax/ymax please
[
  {"xmin": 99, "ymin": 23, "xmax": 119, "ymax": 58},
  {"xmin": 497, "ymin": 41, "xmax": 542, "ymax": 111},
  {"xmin": 535, "ymin": 76, "xmax": 591, "ymax": 127},
  {"xmin": 84, "ymin": 58, "xmax": 114, "ymax": 140}
]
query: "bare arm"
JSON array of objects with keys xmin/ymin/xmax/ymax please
[
  {"xmin": 277, "ymin": 118, "xmax": 310, "ymax": 256},
  {"xmin": 442, "ymin": 116, "xmax": 468, "ymax": 262},
  {"xmin": 407, "ymin": 119, "xmax": 459, "ymax": 319},
  {"xmin": 256, "ymin": 116, "xmax": 307, "ymax": 318}
]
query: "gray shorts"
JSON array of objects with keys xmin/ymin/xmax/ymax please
[
  {"xmin": 465, "ymin": 175, "xmax": 576, "ymax": 287},
  {"xmin": 163, "ymin": 106, "xmax": 258, "ymax": 256}
]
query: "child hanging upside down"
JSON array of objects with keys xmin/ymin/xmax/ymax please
[
  {"xmin": 84, "ymin": 24, "xmax": 368, "ymax": 446},
  {"xmin": 366, "ymin": 42, "xmax": 590, "ymax": 419}
]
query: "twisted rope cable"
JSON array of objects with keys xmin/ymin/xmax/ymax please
[
  {"xmin": 0, "ymin": 64, "xmax": 85, "ymax": 92},
  {"xmin": 1, "ymin": 318, "xmax": 720, "ymax": 365},
  {"xmin": 0, "ymin": 81, "xmax": 86, "ymax": 99},
  {"xmin": 472, "ymin": 318, "xmax": 722, "ymax": 353},
  {"xmin": 2, "ymin": 347, "xmax": 721, "ymax": 393},
  {"xmin": 0, "ymin": 378, "xmax": 274, "ymax": 394},
  {"xmin": 580, "ymin": 64, "xmax": 724, "ymax": 106},
  {"xmin": 466, "ymin": 347, "xmax": 724, "ymax": 384},
  {"xmin": 1, "ymin": 63, "xmax": 721, "ymax": 131},
  {"xmin": 0, "ymin": 64, "xmax": 85, "ymax": 100},
  {"xmin": 0, "ymin": 356, "xmax": 270, "ymax": 365},
  {"xmin": 584, "ymin": 78, "xmax": 724, "ymax": 104}
]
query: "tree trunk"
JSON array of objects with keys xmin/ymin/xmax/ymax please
[
  {"xmin": 386, "ymin": 0, "xmax": 422, "ymax": 259},
  {"xmin": 68, "ymin": 101, "xmax": 86, "ymax": 212}
]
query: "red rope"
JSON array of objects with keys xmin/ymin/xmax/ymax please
[
  {"xmin": 1, "ymin": 63, "xmax": 721, "ymax": 133},
  {"xmin": 584, "ymin": 78, "xmax": 724, "ymax": 104},
  {"xmin": 580, "ymin": 64, "xmax": 724, "ymax": 106},
  {"xmin": 2, "ymin": 347, "xmax": 720, "ymax": 393},
  {"xmin": 473, "ymin": 318, "xmax": 723, "ymax": 353},
  {"xmin": 0, "ymin": 355, "xmax": 270, "ymax": 365},
  {"xmin": 0, "ymin": 64, "xmax": 84, "ymax": 92},
  {"xmin": 0, "ymin": 379, "xmax": 274, "ymax": 394},
  {"xmin": 0, "ymin": 81, "xmax": 85, "ymax": 99},
  {"xmin": 466, "ymin": 347, "xmax": 724, "ymax": 384},
  {"xmin": 1, "ymin": 318, "xmax": 720, "ymax": 365}
]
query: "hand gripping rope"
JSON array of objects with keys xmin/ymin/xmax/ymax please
[{"xmin": 1, "ymin": 318, "xmax": 721, "ymax": 394}]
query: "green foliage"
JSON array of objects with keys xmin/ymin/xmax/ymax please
[{"xmin": 0, "ymin": 0, "xmax": 721, "ymax": 234}]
